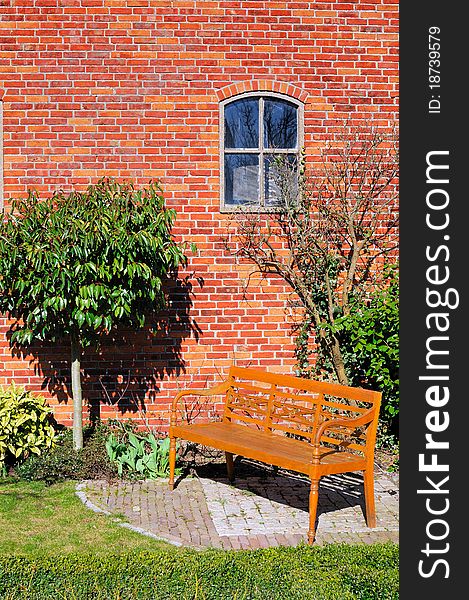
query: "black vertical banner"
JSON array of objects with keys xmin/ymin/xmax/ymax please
[{"xmin": 400, "ymin": 3, "xmax": 466, "ymax": 598}]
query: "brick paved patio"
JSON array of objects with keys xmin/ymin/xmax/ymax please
[{"xmin": 77, "ymin": 461, "xmax": 398, "ymax": 550}]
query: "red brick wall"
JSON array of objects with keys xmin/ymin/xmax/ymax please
[{"xmin": 0, "ymin": 0, "xmax": 398, "ymax": 428}]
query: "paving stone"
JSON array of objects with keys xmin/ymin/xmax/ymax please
[{"xmin": 78, "ymin": 468, "xmax": 399, "ymax": 550}]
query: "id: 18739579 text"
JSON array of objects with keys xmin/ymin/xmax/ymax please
[{"xmin": 428, "ymin": 26, "xmax": 441, "ymax": 114}]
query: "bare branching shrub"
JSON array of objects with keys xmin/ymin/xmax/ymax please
[{"xmin": 224, "ymin": 126, "xmax": 399, "ymax": 386}]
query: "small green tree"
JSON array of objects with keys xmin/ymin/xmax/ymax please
[{"xmin": 0, "ymin": 178, "xmax": 192, "ymax": 450}]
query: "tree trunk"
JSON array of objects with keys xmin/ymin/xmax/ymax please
[
  {"xmin": 330, "ymin": 336, "xmax": 349, "ymax": 386},
  {"xmin": 71, "ymin": 336, "xmax": 83, "ymax": 450}
]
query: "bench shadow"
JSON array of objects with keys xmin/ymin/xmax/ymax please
[{"xmin": 188, "ymin": 458, "xmax": 368, "ymax": 522}]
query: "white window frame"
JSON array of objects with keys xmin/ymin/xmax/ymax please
[{"xmin": 219, "ymin": 91, "xmax": 304, "ymax": 212}]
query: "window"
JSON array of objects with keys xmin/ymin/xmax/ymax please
[{"xmin": 220, "ymin": 92, "xmax": 303, "ymax": 211}]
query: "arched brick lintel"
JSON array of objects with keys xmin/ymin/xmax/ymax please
[{"xmin": 216, "ymin": 80, "xmax": 309, "ymax": 104}]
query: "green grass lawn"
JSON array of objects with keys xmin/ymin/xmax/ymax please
[
  {"xmin": 0, "ymin": 479, "xmax": 168, "ymax": 555},
  {"xmin": 0, "ymin": 478, "xmax": 399, "ymax": 599}
]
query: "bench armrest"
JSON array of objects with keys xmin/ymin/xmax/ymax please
[
  {"xmin": 170, "ymin": 381, "xmax": 232, "ymax": 426},
  {"xmin": 312, "ymin": 408, "xmax": 376, "ymax": 449}
]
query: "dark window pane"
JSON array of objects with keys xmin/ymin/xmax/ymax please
[
  {"xmin": 225, "ymin": 154, "xmax": 260, "ymax": 206},
  {"xmin": 224, "ymin": 98, "xmax": 259, "ymax": 148},
  {"xmin": 264, "ymin": 99, "xmax": 298, "ymax": 149},
  {"xmin": 264, "ymin": 155, "xmax": 298, "ymax": 207}
]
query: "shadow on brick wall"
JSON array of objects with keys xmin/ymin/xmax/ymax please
[{"xmin": 7, "ymin": 276, "xmax": 202, "ymax": 424}]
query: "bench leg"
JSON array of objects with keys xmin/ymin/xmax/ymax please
[
  {"xmin": 364, "ymin": 467, "xmax": 376, "ymax": 528},
  {"xmin": 226, "ymin": 452, "xmax": 235, "ymax": 483},
  {"xmin": 169, "ymin": 436, "xmax": 177, "ymax": 491},
  {"xmin": 308, "ymin": 479, "xmax": 319, "ymax": 545}
]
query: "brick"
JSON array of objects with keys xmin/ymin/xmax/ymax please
[{"xmin": 0, "ymin": 0, "xmax": 398, "ymax": 427}]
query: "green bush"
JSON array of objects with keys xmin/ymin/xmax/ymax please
[
  {"xmin": 0, "ymin": 544, "xmax": 399, "ymax": 599},
  {"xmin": 337, "ymin": 265, "xmax": 399, "ymax": 438},
  {"xmin": 15, "ymin": 420, "xmax": 182, "ymax": 484},
  {"xmin": 0, "ymin": 383, "xmax": 56, "ymax": 476},
  {"xmin": 15, "ymin": 424, "xmax": 116, "ymax": 484},
  {"xmin": 295, "ymin": 264, "xmax": 399, "ymax": 449}
]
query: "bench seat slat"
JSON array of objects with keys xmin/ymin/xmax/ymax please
[
  {"xmin": 249, "ymin": 423, "xmax": 366, "ymax": 454},
  {"xmin": 171, "ymin": 422, "xmax": 366, "ymax": 477}
]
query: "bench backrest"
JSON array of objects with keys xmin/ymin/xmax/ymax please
[{"xmin": 223, "ymin": 366, "xmax": 382, "ymax": 456}]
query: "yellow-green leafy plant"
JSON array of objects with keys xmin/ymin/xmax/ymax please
[{"xmin": 0, "ymin": 383, "xmax": 56, "ymax": 476}]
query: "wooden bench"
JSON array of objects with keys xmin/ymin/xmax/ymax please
[{"xmin": 169, "ymin": 366, "xmax": 382, "ymax": 544}]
